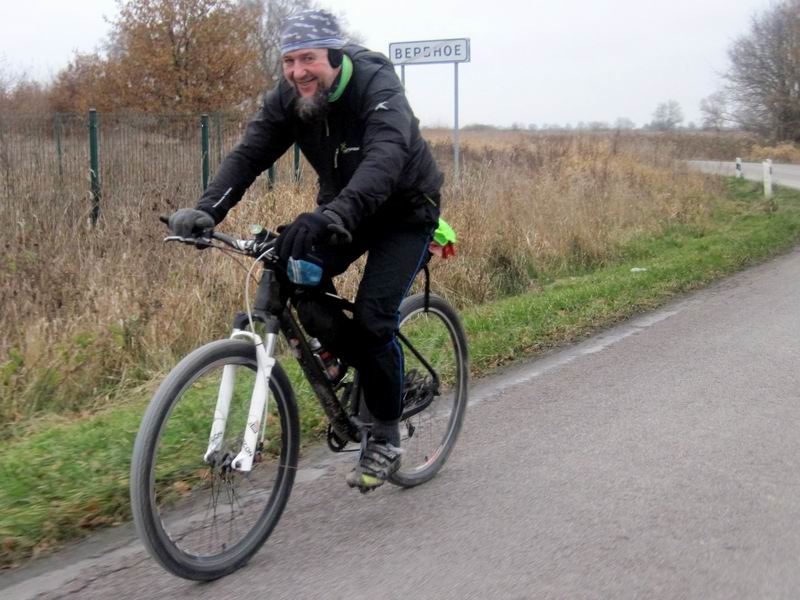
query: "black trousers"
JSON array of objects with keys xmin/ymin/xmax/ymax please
[{"xmin": 295, "ymin": 225, "xmax": 433, "ymax": 422}]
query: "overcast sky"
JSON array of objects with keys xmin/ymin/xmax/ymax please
[{"xmin": 0, "ymin": 0, "xmax": 777, "ymax": 128}]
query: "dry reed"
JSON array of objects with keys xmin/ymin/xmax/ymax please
[{"xmin": 0, "ymin": 129, "xmax": 723, "ymax": 433}]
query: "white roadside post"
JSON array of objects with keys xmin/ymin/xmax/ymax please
[
  {"xmin": 735, "ymin": 157, "xmax": 743, "ymax": 178},
  {"xmin": 763, "ymin": 158, "xmax": 773, "ymax": 198},
  {"xmin": 389, "ymin": 38, "xmax": 471, "ymax": 182}
]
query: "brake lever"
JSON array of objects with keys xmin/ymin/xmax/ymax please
[{"xmin": 163, "ymin": 235, "xmax": 215, "ymax": 248}]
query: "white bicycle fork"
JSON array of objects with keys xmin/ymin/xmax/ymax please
[{"xmin": 203, "ymin": 330, "xmax": 277, "ymax": 472}]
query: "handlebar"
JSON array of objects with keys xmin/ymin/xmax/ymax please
[{"xmin": 159, "ymin": 214, "xmax": 278, "ymax": 259}]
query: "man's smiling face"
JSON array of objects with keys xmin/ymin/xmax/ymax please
[{"xmin": 282, "ymin": 48, "xmax": 339, "ymax": 98}]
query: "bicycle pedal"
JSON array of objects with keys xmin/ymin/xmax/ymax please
[
  {"xmin": 351, "ymin": 480, "xmax": 378, "ymax": 494},
  {"xmin": 345, "ymin": 479, "xmax": 373, "ymax": 493}
]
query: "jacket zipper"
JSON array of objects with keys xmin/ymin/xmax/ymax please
[{"xmin": 326, "ymin": 117, "xmax": 338, "ymax": 169}]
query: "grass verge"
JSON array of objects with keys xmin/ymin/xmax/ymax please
[{"xmin": 2, "ymin": 177, "xmax": 799, "ymax": 567}]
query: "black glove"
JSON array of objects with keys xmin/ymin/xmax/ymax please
[
  {"xmin": 326, "ymin": 220, "xmax": 352, "ymax": 246},
  {"xmin": 318, "ymin": 208, "xmax": 352, "ymax": 245},
  {"xmin": 168, "ymin": 208, "xmax": 215, "ymax": 237},
  {"xmin": 275, "ymin": 211, "xmax": 351, "ymax": 263}
]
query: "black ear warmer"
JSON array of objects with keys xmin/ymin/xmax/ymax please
[{"xmin": 328, "ymin": 49, "xmax": 344, "ymax": 68}]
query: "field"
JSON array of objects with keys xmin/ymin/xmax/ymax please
[{"xmin": 0, "ymin": 125, "xmax": 739, "ymax": 433}]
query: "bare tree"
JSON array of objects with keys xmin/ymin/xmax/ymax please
[
  {"xmin": 650, "ymin": 100, "xmax": 684, "ymax": 131},
  {"xmin": 699, "ymin": 91, "xmax": 729, "ymax": 131},
  {"xmin": 726, "ymin": 0, "xmax": 800, "ymax": 140},
  {"xmin": 244, "ymin": 0, "xmax": 364, "ymax": 85},
  {"xmin": 246, "ymin": 0, "xmax": 312, "ymax": 85},
  {"xmin": 587, "ymin": 121, "xmax": 609, "ymax": 131},
  {"xmin": 0, "ymin": 58, "xmax": 49, "ymax": 112},
  {"xmin": 0, "ymin": 57, "xmax": 12, "ymax": 102},
  {"xmin": 0, "ymin": 57, "xmax": 20, "ymax": 194},
  {"xmin": 614, "ymin": 117, "xmax": 636, "ymax": 130}
]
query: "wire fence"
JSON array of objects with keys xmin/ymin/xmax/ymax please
[{"xmin": 0, "ymin": 111, "xmax": 301, "ymax": 218}]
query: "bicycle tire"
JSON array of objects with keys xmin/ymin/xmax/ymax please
[
  {"xmin": 130, "ymin": 339, "xmax": 299, "ymax": 581},
  {"xmin": 390, "ymin": 292, "xmax": 468, "ymax": 487}
]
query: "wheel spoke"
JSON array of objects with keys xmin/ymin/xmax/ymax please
[{"xmin": 390, "ymin": 294, "xmax": 468, "ymax": 487}]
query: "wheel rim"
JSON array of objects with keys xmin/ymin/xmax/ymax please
[
  {"xmin": 149, "ymin": 357, "xmax": 291, "ymax": 561},
  {"xmin": 396, "ymin": 305, "xmax": 465, "ymax": 478}
]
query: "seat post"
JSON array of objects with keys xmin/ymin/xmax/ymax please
[{"xmin": 423, "ymin": 264, "xmax": 431, "ymax": 312}]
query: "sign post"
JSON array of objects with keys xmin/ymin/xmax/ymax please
[{"xmin": 389, "ymin": 38, "xmax": 471, "ymax": 181}]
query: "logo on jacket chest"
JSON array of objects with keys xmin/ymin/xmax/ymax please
[
  {"xmin": 334, "ymin": 142, "xmax": 361, "ymax": 169},
  {"xmin": 338, "ymin": 142, "xmax": 360, "ymax": 154}
]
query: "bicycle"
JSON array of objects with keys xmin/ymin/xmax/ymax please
[{"xmin": 129, "ymin": 221, "xmax": 469, "ymax": 581}]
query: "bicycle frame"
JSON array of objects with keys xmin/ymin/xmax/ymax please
[
  {"xmin": 202, "ymin": 265, "xmax": 361, "ymax": 472},
  {"xmin": 194, "ymin": 232, "xmax": 439, "ymax": 473}
]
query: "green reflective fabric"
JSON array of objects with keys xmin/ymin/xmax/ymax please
[
  {"xmin": 328, "ymin": 55, "xmax": 353, "ymax": 103},
  {"xmin": 433, "ymin": 218, "xmax": 457, "ymax": 246}
]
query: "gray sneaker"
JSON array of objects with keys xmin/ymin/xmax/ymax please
[{"xmin": 346, "ymin": 439, "xmax": 404, "ymax": 493}]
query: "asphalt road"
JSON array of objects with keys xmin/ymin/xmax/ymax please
[
  {"xmin": 689, "ymin": 159, "xmax": 800, "ymax": 189},
  {"xmin": 4, "ymin": 165, "xmax": 800, "ymax": 598}
]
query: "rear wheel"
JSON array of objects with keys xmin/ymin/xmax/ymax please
[
  {"xmin": 130, "ymin": 339, "xmax": 299, "ymax": 580},
  {"xmin": 390, "ymin": 293, "xmax": 468, "ymax": 487}
]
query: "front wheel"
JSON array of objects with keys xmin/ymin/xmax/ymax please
[
  {"xmin": 130, "ymin": 339, "xmax": 299, "ymax": 581},
  {"xmin": 390, "ymin": 293, "xmax": 469, "ymax": 487}
]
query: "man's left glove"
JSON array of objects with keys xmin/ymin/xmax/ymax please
[
  {"xmin": 276, "ymin": 211, "xmax": 351, "ymax": 263},
  {"xmin": 168, "ymin": 208, "xmax": 215, "ymax": 237}
]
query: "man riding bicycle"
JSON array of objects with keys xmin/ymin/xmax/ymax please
[{"xmin": 168, "ymin": 9, "xmax": 443, "ymax": 492}]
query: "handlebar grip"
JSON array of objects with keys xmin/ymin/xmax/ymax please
[{"xmin": 213, "ymin": 231, "xmax": 236, "ymax": 246}]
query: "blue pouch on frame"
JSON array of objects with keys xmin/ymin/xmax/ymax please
[{"xmin": 287, "ymin": 257, "xmax": 323, "ymax": 286}]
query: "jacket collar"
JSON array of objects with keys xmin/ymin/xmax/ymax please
[{"xmin": 327, "ymin": 55, "xmax": 353, "ymax": 103}]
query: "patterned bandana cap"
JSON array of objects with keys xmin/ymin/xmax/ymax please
[{"xmin": 280, "ymin": 9, "xmax": 345, "ymax": 54}]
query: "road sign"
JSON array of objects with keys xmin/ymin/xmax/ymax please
[
  {"xmin": 390, "ymin": 38, "xmax": 471, "ymax": 181},
  {"xmin": 389, "ymin": 38, "xmax": 471, "ymax": 66}
]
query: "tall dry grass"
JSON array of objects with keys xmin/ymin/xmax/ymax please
[
  {"xmin": 0, "ymin": 130, "xmax": 723, "ymax": 434},
  {"xmin": 424, "ymin": 131, "xmax": 721, "ymax": 302}
]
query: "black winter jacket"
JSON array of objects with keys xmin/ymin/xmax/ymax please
[{"xmin": 197, "ymin": 45, "xmax": 443, "ymax": 232}]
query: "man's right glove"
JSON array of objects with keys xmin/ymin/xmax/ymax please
[
  {"xmin": 275, "ymin": 211, "xmax": 351, "ymax": 264},
  {"xmin": 168, "ymin": 208, "xmax": 215, "ymax": 237}
]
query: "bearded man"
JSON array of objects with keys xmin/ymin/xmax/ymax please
[{"xmin": 168, "ymin": 9, "xmax": 443, "ymax": 492}]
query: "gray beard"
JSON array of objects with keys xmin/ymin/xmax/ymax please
[{"xmin": 295, "ymin": 83, "xmax": 330, "ymax": 122}]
